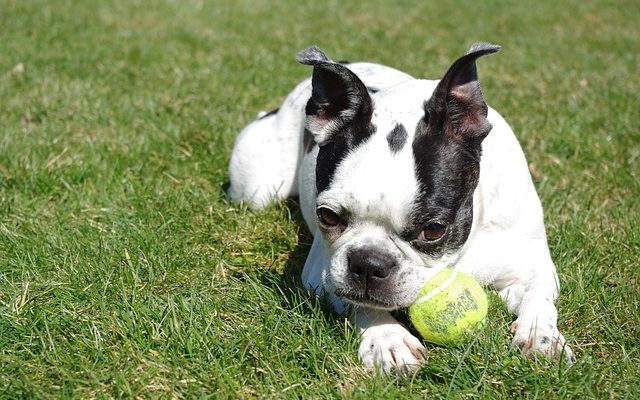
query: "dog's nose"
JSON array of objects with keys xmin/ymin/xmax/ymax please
[{"xmin": 348, "ymin": 247, "xmax": 397, "ymax": 288}]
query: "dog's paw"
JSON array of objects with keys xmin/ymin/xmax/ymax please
[
  {"xmin": 358, "ymin": 323, "xmax": 426, "ymax": 376},
  {"xmin": 511, "ymin": 319, "xmax": 575, "ymax": 364}
]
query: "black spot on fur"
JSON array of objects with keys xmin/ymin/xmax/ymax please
[
  {"xmin": 367, "ymin": 86, "xmax": 380, "ymax": 93},
  {"xmin": 387, "ymin": 124, "xmax": 408, "ymax": 153}
]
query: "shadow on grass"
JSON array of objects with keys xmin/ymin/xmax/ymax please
[
  {"xmin": 271, "ymin": 198, "xmax": 344, "ymax": 318},
  {"xmin": 218, "ymin": 183, "xmax": 344, "ymax": 320}
]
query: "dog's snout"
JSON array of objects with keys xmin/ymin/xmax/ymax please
[{"xmin": 348, "ymin": 247, "xmax": 397, "ymax": 288}]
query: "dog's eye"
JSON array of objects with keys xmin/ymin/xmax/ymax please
[
  {"xmin": 417, "ymin": 222, "xmax": 446, "ymax": 242},
  {"xmin": 317, "ymin": 207, "xmax": 343, "ymax": 228}
]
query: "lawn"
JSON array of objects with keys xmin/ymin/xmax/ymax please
[{"xmin": 1, "ymin": 0, "xmax": 638, "ymax": 398}]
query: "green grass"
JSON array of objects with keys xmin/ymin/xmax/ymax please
[{"xmin": 1, "ymin": 0, "xmax": 638, "ymax": 398}]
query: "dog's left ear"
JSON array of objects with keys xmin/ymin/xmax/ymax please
[
  {"xmin": 297, "ymin": 46, "xmax": 373, "ymax": 146},
  {"xmin": 425, "ymin": 42, "xmax": 501, "ymax": 142}
]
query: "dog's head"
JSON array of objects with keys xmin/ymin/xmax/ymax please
[{"xmin": 298, "ymin": 43, "xmax": 500, "ymax": 310}]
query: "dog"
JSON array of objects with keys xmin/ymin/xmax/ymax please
[{"xmin": 227, "ymin": 42, "xmax": 575, "ymax": 375}]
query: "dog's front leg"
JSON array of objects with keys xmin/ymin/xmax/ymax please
[
  {"xmin": 494, "ymin": 253, "xmax": 575, "ymax": 364},
  {"xmin": 353, "ymin": 307, "xmax": 426, "ymax": 375}
]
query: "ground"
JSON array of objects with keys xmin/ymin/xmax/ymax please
[{"xmin": 0, "ymin": 0, "xmax": 638, "ymax": 398}]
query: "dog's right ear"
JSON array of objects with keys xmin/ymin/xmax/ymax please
[{"xmin": 297, "ymin": 46, "xmax": 373, "ymax": 146}]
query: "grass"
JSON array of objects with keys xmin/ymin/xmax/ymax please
[{"xmin": 0, "ymin": 0, "xmax": 638, "ymax": 398}]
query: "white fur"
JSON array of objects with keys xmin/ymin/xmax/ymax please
[{"xmin": 228, "ymin": 62, "xmax": 574, "ymax": 375}]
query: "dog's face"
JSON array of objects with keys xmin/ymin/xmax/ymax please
[{"xmin": 298, "ymin": 44, "xmax": 499, "ymax": 310}]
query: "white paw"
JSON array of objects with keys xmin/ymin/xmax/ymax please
[
  {"xmin": 511, "ymin": 319, "xmax": 575, "ymax": 364},
  {"xmin": 358, "ymin": 323, "xmax": 426, "ymax": 375}
]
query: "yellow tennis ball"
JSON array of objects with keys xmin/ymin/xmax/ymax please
[{"xmin": 408, "ymin": 268, "xmax": 487, "ymax": 345}]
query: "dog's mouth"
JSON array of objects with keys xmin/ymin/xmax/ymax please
[{"xmin": 333, "ymin": 289, "xmax": 398, "ymax": 310}]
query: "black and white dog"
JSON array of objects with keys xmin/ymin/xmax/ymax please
[{"xmin": 227, "ymin": 43, "xmax": 574, "ymax": 374}]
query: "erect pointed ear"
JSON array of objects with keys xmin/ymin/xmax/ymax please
[
  {"xmin": 426, "ymin": 42, "xmax": 501, "ymax": 141},
  {"xmin": 296, "ymin": 46, "xmax": 373, "ymax": 146}
]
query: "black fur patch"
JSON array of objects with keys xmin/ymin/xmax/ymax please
[
  {"xmin": 407, "ymin": 117, "xmax": 480, "ymax": 257},
  {"xmin": 404, "ymin": 43, "xmax": 499, "ymax": 256},
  {"xmin": 299, "ymin": 50, "xmax": 375, "ymax": 194},
  {"xmin": 316, "ymin": 122, "xmax": 376, "ymax": 193},
  {"xmin": 386, "ymin": 124, "xmax": 408, "ymax": 153}
]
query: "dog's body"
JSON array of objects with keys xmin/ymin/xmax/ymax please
[{"xmin": 228, "ymin": 43, "xmax": 574, "ymax": 374}]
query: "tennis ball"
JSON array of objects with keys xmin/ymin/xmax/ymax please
[{"xmin": 408, "ymin": 268, "xmax": 487, "ymax": 345}]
